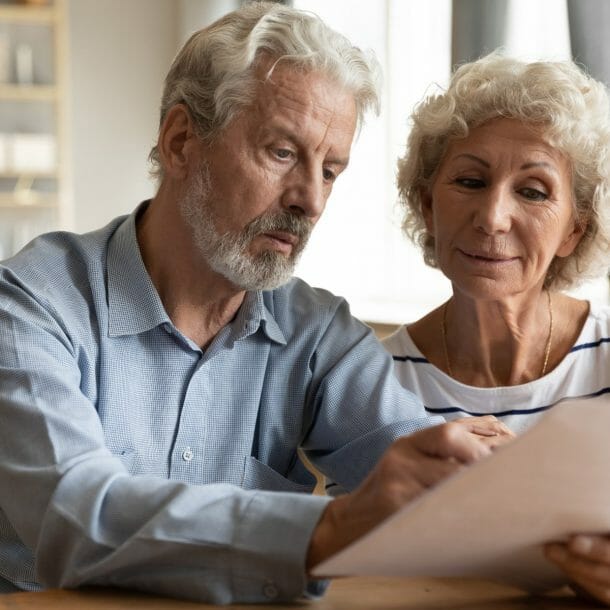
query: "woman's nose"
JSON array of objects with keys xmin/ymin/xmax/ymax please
[{"xmin": 472, "ymin": 187, "xmax": 512, "ymax": 234}]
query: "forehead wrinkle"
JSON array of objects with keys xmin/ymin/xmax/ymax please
[
  {"xmin": 261, "ymin": 79, "xmax": 355, "ymax": 160},
  {"xmin": 262, "ymin": 59, "xmax": 354, "ymax": 119},
  {"xmin": 278, "ymin": 89, "xmax": 337, "ymax": 128},
  {"xmin": 317, "ymin": 107, "xmax": 352, "ymax": 167}
]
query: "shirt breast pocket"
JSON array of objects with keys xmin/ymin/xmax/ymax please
[{"xmin": 241, "ymin": 456, "xmax": 316, "ymax": 494}]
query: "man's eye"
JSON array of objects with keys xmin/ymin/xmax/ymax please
[
  {"xmin": 519, "ymin": 187, "xmax": 548, "ymax": 202},
  {"xmin": 455, "ymin": 177, "xmax": 484, "ymax": 189},
  {"xmin": 274, "ymin": 148, "xmax": 293, "ymax": 159},
  {"xmin": 323, "ymin": 168, "xmax": 336, "ymax": 182}
]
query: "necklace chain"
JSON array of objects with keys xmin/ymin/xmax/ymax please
[
  {"xmin": 441, "ymin": 291, "xmax": 554, "ymax": 380},
  {"xmin": 441, "ymin": 302, "xmax": 453, "ymax": 378},
  {"xmin": 541, "ymin": 290, "xmax": 553, "ymax": 377}
]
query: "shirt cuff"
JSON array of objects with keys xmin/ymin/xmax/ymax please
[{"xmin": 231, "ymin": 491, "xmax": 333, "ymax": 603}]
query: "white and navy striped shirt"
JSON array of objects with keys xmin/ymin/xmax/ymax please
[{"xmin": 383, "ymin": 303, "xmax": 610, "ymax": 434}]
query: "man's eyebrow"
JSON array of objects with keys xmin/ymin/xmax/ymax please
[
  {"xmin": 259, "ymin": 124, "xmax": 297, "ymax": 142},
  {"xmin": 263, "ymin": 125, "xmax": 351, "ymax": 167},
  {"xmin": 326, "ymin": 155, "xmax": 350, "ymax": 168}
]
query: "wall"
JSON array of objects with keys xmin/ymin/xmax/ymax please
[
  {"xmin": 67, "ymin": 0, "xmax": 242, "ymax": 233},
  {"xmin": 178, "ymin": 0, "xmax": 239, "ymax": 43},
  {"xmin": 67, "ymin": 0, "xmax": 175, "ymax": 232}
]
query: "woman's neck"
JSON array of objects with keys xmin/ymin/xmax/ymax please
[{"xmin": 409, "ymin": 291, "xmax": 589, "ymax": 388}]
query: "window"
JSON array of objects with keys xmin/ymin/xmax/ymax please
[{"xmin": 293, "ymin": 0, "xmax": 607, "ymax": 324}]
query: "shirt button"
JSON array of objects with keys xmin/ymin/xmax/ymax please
[
  {"xmin": 262, "ymin": 582, "xmax": 278, "ymax": 599},
  {"xmin": 182, "ymin": 447, "xmax": 194, "ymax": 462}
]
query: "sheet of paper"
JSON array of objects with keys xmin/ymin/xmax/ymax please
[{"xmin": 313, "ymin": 396, "xmax": 610, "ymax": 591}]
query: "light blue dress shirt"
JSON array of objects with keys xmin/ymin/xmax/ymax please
[{"xmin": 0, "ymin": 206, "xmax": 440, "ymax": 604}]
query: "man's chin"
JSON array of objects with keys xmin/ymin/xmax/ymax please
[
  {"xmin": 224, "ymin": 264, "xmax": 295, "ymax": 292},
  {"xmin": 246, "ymin": 269, "xmax": 295, "ymax": 291},
  {"xmin": 208, "ymin": 246, "xmax": 300, "ymax": 291}
]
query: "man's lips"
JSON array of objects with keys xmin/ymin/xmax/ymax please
[
  {"xmin": 265, "ymin": 231, "xmax": 298, "ymax": 245},
  {"xmin": 259, "ymin": 231, "xmax": 299, "ymax": 254}
]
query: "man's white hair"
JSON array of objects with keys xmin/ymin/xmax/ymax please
[{"xmin": 149, "ymin": 1, "xmax": 381, "ymax": 181}]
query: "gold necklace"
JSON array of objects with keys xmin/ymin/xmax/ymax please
[
  {"xmin": 541, "ymin": 290, "xmax": 553, "ymax": 377},
  {"xmin": 441, "ymin": 291, "xmax": 554, "ymax": 380},
  {"xmin": 441, "ymin": 301, "xmax": 454, "ymax": 378}
]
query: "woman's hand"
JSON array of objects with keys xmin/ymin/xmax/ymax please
[
  {"xmin": 453, "ymin": 415, "xmax": 515, "ymax": 449},
  {"xmin": 546, "ymin": 535, "xmax": 610, "ymax": 605}
]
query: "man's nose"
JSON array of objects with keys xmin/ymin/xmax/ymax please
[
  {"xmin": 281, "ymin": 165, "xmax": 326, "ymax": 220},
  {"xmin": 473, "ymin": 186, "xmax": 513, "ymax": 234}
]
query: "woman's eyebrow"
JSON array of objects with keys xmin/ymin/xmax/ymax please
[
  {"xmin": 521, "ymin": 161, "xmax": 560, "ymax": 176},
  {"xmin": 451, "ymin": 153, "xmax": 489, "ymax": 167}
]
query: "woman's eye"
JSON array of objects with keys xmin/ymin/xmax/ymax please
[
  {"xmin": 455, "ymin": 177, "xmax": 484, "ymax": 189},
  {"xmin": 520, "ymin": 187, "xmax": 548, "ymax": 202}
]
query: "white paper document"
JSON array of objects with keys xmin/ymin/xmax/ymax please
[{"xmin": 313, "ymin": 396, "xmax": 610, "ymax": 591}]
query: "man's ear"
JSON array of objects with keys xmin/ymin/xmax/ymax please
[
  {"xmin": 157, "ymin": 104, "xmax": 198, "ymax": 179},
  {"xmin": 421, "ymin": 187, "xmax": 434, "ymax": 232}
]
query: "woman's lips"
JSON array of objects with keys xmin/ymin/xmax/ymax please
[{"xmin": 458, "ymin": 248, "xmax": 518, "ymax": 263}]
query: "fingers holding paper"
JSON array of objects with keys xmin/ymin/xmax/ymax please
[
  {"xmin": 546, "ymin": 535, "xmax": 610, "ymax": 606},
  {"xmin": 306, "ymin": 421, "xmax": 495, "ymax": 573}
]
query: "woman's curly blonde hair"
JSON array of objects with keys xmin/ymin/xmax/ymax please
[{"xmin": 397, "ymin": 52, "xmax": 610, "ymax": 290}]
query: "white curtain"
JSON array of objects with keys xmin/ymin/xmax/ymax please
[
  {"xmin": 294, "ymin": 0, "xmax": 453, "ymax": 324},
  {"xmin": 568, "ymin": 0, "xmax": 610, "ymax": 87}
]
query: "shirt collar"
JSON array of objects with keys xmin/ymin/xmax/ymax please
[
  {"xmin": 235, "ymin": 290, "xmax": 286, "ymax": 346},
  {"xmin": 107, "ymin": 203, "xmax": 170, "ymax": 336},
  {"xmin": 106, "ymin": 202, "xmax": 286, "ymax": 345}
]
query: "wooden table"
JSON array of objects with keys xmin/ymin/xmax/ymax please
[{"xmin": 0, "ymin": 576, "xmax": 597, "ymax": 609}]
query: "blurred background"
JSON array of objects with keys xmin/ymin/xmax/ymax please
[{"xmin": 0, "ymin": 0, "xmax": 608, "ymax": 328}]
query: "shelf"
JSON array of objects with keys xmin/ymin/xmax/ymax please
[
  {"xmin": 0, "ymin": 191, "xmax": 57, "ymax": 208},
  {"xmin": 0, "ymin": 0, "xmax": 68, "ymax": 255},
  {"xmin": 0, "ymin": 84, "xmax": 57, "ymax": 101},
  {"xmin": 0, "ymin": 4, "xmax": 56, "ymax": 24},
  {"xmin": 0, "ymin": 170, "xmax": 57, "ymax": 179}
]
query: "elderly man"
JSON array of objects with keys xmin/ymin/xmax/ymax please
[{"xmin": 0, "ymin": 1, "xmax": 506, "ymax": 604}]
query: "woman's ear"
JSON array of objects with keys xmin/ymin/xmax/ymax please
[
  {"xmin": 556, "ymin": 217, "xmax": 587, "ymax": 258},
  {"xmin": 421, "ymin": 187, "xmax": 434, "ymax": 232},
  {"xmin": 157, "ymin": 104, "xmax": 198, "ymax": 180}
]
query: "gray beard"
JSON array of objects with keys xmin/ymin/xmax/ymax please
[{"xmin": 179, "ymin": 164, "xmax": 312, "ymax": 291}]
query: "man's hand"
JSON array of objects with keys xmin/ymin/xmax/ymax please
[
  {"xmin": 546, "ymin": 535, "xmax": 610, "ymax": 606},
  {"xmin": 306, "ymin": 421, "xmax": 500, "ymax": 573}
]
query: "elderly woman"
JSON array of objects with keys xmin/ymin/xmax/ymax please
[{"xmin": 383, "ymin": 53, "xmax": 610, "ymax": 604}]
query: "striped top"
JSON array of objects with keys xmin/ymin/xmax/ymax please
[{"xmin": 382, "ymin": 303, "xmax": 610, "ymax": 434}]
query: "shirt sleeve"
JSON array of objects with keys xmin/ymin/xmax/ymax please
[
  {"xmin": 301, "ymin": 298, "xmax": 444, "ymax": 491},
  {"xmin": 0, "ymin": 276, "xmax": 331, "ymax": 604}
]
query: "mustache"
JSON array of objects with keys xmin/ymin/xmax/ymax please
[{"xmin": 243, "ymin": 211, "xmax": 312, "ymax": 242}]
